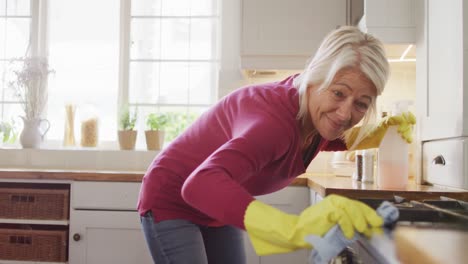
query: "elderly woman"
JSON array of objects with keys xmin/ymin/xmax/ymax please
[{"xmin": 138, "ymin": 26, "xmax": 414, "ymax": 264}]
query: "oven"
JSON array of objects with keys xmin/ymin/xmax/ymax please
[{"xmin": 331, "ymin": 195, "xmax": 468, "ymax": 264}]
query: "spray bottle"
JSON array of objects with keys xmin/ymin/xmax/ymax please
[{"xmin": 377, "ymin": 100, "xmax": 412, "ymax": 189}]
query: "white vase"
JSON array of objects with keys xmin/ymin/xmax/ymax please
[{"xmin": 19, "ymin": 116, "xmax": 50, "ymax": 148}]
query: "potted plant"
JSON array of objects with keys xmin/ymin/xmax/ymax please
[
  {"xmin": 145, "ymin": 113, "xmax": 168, "ymax": 150},
  {"xmin": 0, "ymin": 120, "xmax": 17, "ymax": 146},
  {"xmin": 118, "ymin": 106, "xmax": 138, "ymax": 150}
]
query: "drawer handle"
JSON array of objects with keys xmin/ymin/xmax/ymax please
[
  {"xmin": 432, "ymin": 155, "xmax": 446, "ymax": 166},
  {"xmin": 73, "ymin": 233, "xmax": 81, "ymax": 241}
]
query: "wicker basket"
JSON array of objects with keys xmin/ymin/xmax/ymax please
[
  {"xmin": 0, "ymin": 227, "xmax": 67, "ymax": 262},
  {"xmin": 0, "ymin": 188, "xmax": 69, "ymax": 220}
]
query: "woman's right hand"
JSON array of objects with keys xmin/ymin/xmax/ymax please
[{"xmin": 244, "ymin": 194, "xmax": 383, "ymax": 255}]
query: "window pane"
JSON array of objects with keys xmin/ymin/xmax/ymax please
[
  {"xmin": 0, "ymin": 18, "xmax": 30, "ymax": 58},
  {"xmin": 161, "ymin": 18, "xmax": 189, "ymax": 60},
  {"xmin": 1, "ymin": 103, "xmax": 22, "ymax": 124},
  {"xmin": 131, "ymin": 0, "xmax": 161, "ymax": 16},
  {"xmin": 0, "ymin": 61, "xmax": 18, "ymax": 101},
  {"xmin": 190, "ymin": 18, "xmax": 216, "ymax": 60},
  {"xmin": 159, "ymin": 62, "xmax": 189, "ymax": 104},
  {"xmin": 130, "ymin": 19, "xmax": 161, "ymax": 59},
  {"xmin": 6, "ymin": 0, "xmax": 30, "ymax": 16},
  {"xmin": 189, "ymin": 62, "xmax": 216, "ymax": 104},
  {"xmin": 129, "ymin": 61, "xmax": 160, "ymax": 104},
  {"xmin": 0, "ymin": 0, "xmax": 4, "ymax": 16},
  {"xmin": 48, "ymin": 0, "xmax": 119, "ymax": 142},
  {"xmin": 161, "ymin": 0, "xmax": 190, "ymax": 16},
  {"xmin": 191, "ymin": 0, "xmax": 218, "ymax": 16}
]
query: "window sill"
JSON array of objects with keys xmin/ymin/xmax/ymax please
[{"xmin": 0, "ymin": 144, "xmax": 159, "ymax": 172}]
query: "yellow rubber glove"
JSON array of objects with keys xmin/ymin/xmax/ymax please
[
  {"xmin": 344, "ymin": 111, "xmax": 416, "ymax": 150},
  {"xmin": 244, "ymin": 194, "xmax": 383, "ymax": 256}
]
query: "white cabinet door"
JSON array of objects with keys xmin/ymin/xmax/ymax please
[
  {"xmin": 418, "ymin": 0, "xmax": 468, "ymax": 141},
  {"xmin": 358, "ymin": 0, "xmax": 416, "ymax": 43},
  {"xmin": 241, "ymin": 0, "xmax": 346, "ymax": 69},
  {"xmin": 68, "ymin": 210, "xmax": 153, "ymax": 264}
]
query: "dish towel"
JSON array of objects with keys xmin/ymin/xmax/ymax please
[{"xmin": 305, "ymin": 201, "xmax": 399, "ymax": 264}]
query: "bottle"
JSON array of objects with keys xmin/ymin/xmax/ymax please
[{"xmin": 377, "ymin": 101, "xmax": 412, "ymax": 189}]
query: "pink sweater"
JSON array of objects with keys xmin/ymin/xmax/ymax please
[{"xmin": 137, "ymin": 75, "xmax": 346, "ymax": 229}]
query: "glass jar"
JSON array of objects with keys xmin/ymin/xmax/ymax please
[
  {"xmin": 63, "ymin": 103, "xmax": 76, "ymax": 146},
  {"xmin": 80, "ymin": 104, "xmax": 99, "ymax": 147}
]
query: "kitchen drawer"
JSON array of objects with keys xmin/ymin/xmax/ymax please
[
  {"xmin": 422, "ymin": 138, "xmax": 468, "ymax": 189},
  {"xmin": 72, "ymin": 181, "xmax": 141, "ymax": 210}
]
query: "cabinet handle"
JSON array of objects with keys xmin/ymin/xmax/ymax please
[
  {"xmin": 73, "ymin": 233, "xmax": 81, "ymax": 241},
  {"xmin": 432, "ymin": 155, "xmax": 446, "ymax": 166}
]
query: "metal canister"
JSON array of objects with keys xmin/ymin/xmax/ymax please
[
  {"xmin": 361, "ymin": 149, "xmax": 375, "ymax": 183},
  {"xmin": 354, "ymin": 150, "xmax": 363, "ymax": 181}
]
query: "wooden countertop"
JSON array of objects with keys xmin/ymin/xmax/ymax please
[
  {"xmin": 0, "ymin": 169, "xmax": 145, "ymax": 182},
  {"xmin": 394, "ymin": 226, "xmax": 468, "ymax": 264},
  {"xmin": 0, "ymin": 168, "xmax": 307, "ymax": 186},
  {"xmin": 299, "ymin": 173, "xmax": 468, "ymax": 200}
]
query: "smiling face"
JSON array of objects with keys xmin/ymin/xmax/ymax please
[{"xmin": 307, "ymin": 67, "xmax": 377, "ymax": 141}]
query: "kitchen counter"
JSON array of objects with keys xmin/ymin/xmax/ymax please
[
  {"xmin": 299, "ymin": 173, "xmax": 468, "ymax": 200},
  {"xmin": 394, "ymin": 226, "xmax": 468, "ymax": 264},
  {"xmin": 0, "ymin": 168, "xmax": 307, "ymax": 186}
]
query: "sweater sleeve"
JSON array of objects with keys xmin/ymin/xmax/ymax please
[{"xmin": 181, "ymin": 119, "xmax": 291, "ymax": 230}]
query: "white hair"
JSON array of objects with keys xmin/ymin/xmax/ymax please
[{"xmin": 293, "ymin": 26, "xmax": 389, "ymax": 149}]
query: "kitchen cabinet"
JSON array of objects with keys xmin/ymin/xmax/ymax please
[
  {"xmin": 418, "ymin": 0, "xmax": 468, "ymax": 141},
  {"xmin": 69, "ymin": 182, "xmax": 310, "ymax": 264},
  {"xmin": 68, "ymin": 181, "xmax": 153, "ymax": 264},
  {"xmin": 241, "ymin": 0, "xmax": 346, "ymax": 70},
  {"xmin": 418, "ymin": 0, "xmax": 468, "ymax": 189},
  {"xmin": 358, "ymin": 0, "xmax": 416, "ymax": 43},
  {"xmin": 69, "ymin": 210, "xmax": 152, "ymax": 264}
]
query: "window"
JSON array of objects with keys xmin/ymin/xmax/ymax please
[
  {"xmin": 0, "ymin": 0, "xmax": 220, "ymax": 148},
  {"xmin": 126, "ymin": 0, "xmax": 219, "ymax": 143}
]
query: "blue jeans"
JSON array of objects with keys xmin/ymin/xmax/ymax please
[{"xmin": 140, "ymin": 211, "xmax": 246, "ymax": 264}]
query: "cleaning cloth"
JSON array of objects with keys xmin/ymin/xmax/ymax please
[{"xmin": 305, "ymin": 201, "xmax": 399, "ymax": 264}]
